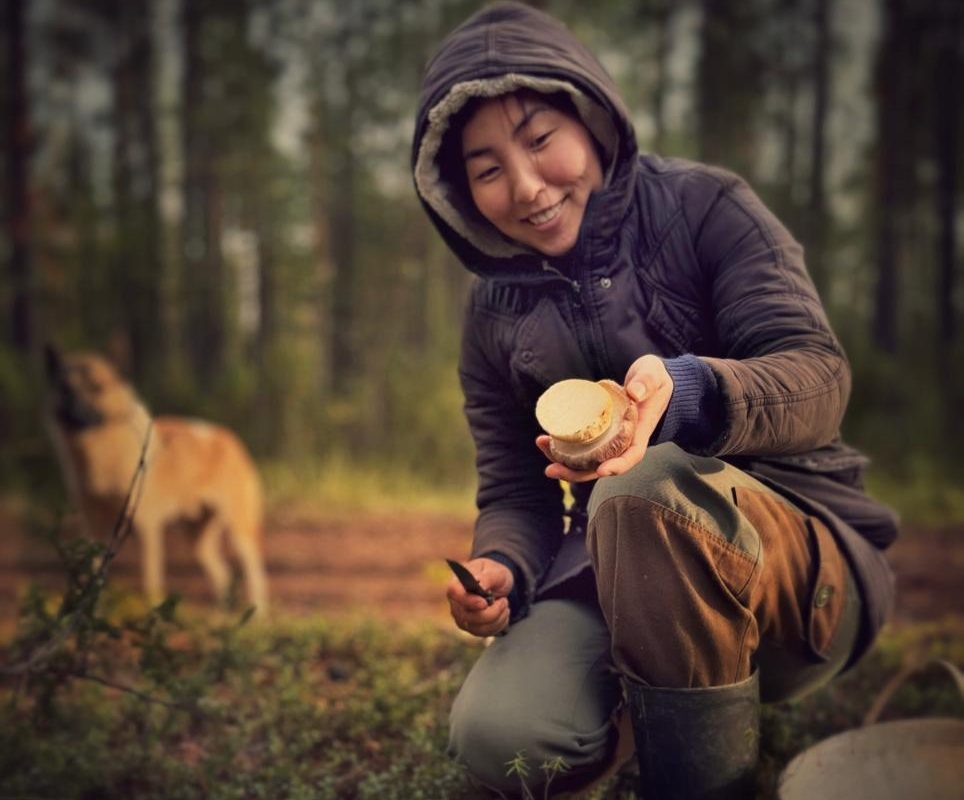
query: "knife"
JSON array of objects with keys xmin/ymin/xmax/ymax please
[{"xmin": 446, "ymin": 559, "xmax": 495, "ymax": 606}]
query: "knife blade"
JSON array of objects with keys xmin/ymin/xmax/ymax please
[{"xmin": 446, "ymin": 559, "xmax": 495, "ymax": 605}]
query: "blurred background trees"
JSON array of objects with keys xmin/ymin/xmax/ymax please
[{"xmin": 0, "ymin": 0, "xmax": 961, "ymax": 503}]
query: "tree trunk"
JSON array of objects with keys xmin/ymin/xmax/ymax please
[
  {"xmin": 807, "ymin": 0, "xmax": 831, "ymax": 298},
  {"xmin": 872, "ymin": 0, "xmax": 902, "ymax": 354},
  {"xmin": 935, "ymin": 4, "xmax": 960, "ymax": 351},
  {"xmin": 255, "ymin": 217, "xmax": 277, "ymax": 364},
  {"xmin": 5, "ymin": 0, "xmax": 33, "ymax": 353},
  {"xmin": 650, "ymin": 1, "xmax": 672, "ymax": 154},
  {"xmin": 307, "ymin": 114, "xmax": 333, "ymax": 396},
  {"xmin": 328, "ymin": 118, "xmax": 357, "ymax": 398},
  {"xmin": 130, "ymin": 0, "xmax": 164, "ymax": 385},
  {"xmin": 697, "ymin": 0, "xmax": 765, "ymax": 177},
  {"xmin": 110, "ymin": 0, "xmax": 163, "ymax": 380},
  {"xmin": 327, "ymin": 15, "xmax": 359, "ymax": 399},
  {"xmin": 180, "ymin": 0, "xmax": 225, "ymax": 389}
]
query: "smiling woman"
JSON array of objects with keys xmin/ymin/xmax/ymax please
[
  {"xmin": 410, "ymin": 2, "xmax": 898, "ymax": 798},
  {"xmin": 459, "ymin": 92, "xmax": 604, "ymax": 257}
]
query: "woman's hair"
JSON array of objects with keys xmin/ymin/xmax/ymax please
[{"xmin": 436, "ymin": 89, "xmax": 592, "ymax": 212}]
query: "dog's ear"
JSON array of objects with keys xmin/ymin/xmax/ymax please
[
  {"xmin": 104, "ymin": 330, "xmax": 132, "ymax": 377},
  {"xmin": 44, "ymin": 343, "xmax": 64, "ymax": 384}
]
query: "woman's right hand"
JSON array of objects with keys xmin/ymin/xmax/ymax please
[{"xmin": 446, "ymin": 557, "xmax": 513, "ymax": 637}]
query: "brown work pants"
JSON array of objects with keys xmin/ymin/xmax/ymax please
[
  {"xmin": 587, "ymin": 442, "xmax": 860, "ymax": 696},
  {"xmin": 448, "ymin": 443, "xmax": 862, "ymax": 795}
]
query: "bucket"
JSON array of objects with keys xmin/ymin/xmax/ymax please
[{"xmin": 778, "ymin": 660, "xmax": 964, "ymax": 800}]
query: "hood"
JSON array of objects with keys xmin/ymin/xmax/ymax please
[{"xmin": 411, "ymin": 2, "xmax": 639, "ymax": 281}]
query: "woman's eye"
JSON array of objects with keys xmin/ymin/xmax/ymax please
[
  {"xmin": 475, "ymin": 166, "xmax": 499, "ymax": 181},
  {"xmin": 529, "ymin": 131, "xmax": 553, "ymax": 149}
]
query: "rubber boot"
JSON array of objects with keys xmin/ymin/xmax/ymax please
[{"xmin": 626, "ymin": 670, "xmax": 760, "ymax": 800}]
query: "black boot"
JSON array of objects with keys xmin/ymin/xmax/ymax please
[{"xmin": 626, "ymin": 670, "xmax": 760, "ymax": 800}]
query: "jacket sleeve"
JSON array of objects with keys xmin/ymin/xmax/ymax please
[
  {"xmin": 459, "ymin": 293, "xmax": 565, "ymax": 613},
  {"xmin": 680, "ymin": 167, "xmax": 851, "ymax": 457}
]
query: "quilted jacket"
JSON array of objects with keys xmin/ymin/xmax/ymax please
[{"xmin": 412, "ymin": 1, "xmax": 897, "ymax": 655}]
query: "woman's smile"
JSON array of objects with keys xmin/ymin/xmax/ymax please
[{"xmin": 524, "ymin": 197, "xmax": 567, "ymax": 226}]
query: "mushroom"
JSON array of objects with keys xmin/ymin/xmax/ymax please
[{"xmin": 535, "ymin": 378, "xmax": 638, "ymax": 472}]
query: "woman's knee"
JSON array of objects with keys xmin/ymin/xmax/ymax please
[
  {"xmin": 588, "ymin": 442, "xmax": 694, "ymax": 522},
  {"xmin": 587, "ymin": 443, "xmax": 749, "ymax": 556},
  {"xmin": 448, "ymin": 689, "xmax": 613, "ymax": 794},
  {"xmin": 447, "ymin": 600, "xmax": 621, "ymax": 792}
]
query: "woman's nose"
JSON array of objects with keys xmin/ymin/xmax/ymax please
[{"xmin": 509, "ymin": 160, "xmax": 544, "ymax": 205}]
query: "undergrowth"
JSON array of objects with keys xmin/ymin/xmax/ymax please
[
  {"xmin": 1, "ymin": 603, "xmax": 961, "ymax": 799},
  {"xmin": 0, "ymin": 452, "xmax": 961, "ymax": 799}
]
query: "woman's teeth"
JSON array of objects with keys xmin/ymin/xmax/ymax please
[{"xmin": 526, "ymin": 200, "xmax": 564, "ymax": 225}]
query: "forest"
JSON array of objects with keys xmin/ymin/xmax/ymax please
[
  {"xmin": 1, "ymin": 2, "xmax": 963, "ymax": 798},
  {"xmin": 1, "ymin": 0, "xmax": 961, "ymax": 508}
]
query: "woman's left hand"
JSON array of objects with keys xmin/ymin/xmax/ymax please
[{"xmin": 537, "ymin": 355, "xmax": 674, "ymax": 483}]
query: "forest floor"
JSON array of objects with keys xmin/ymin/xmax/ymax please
[
  {"xmin": 0, "ymin": 502, "xmax": 961, "ymax": 627},
  {"xmin": 1, "ymin": 501, "xmax": 962, "ymax": 799}
]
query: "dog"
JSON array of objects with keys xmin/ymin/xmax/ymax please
[{"xmin": 44, "ymin": 346, "xmax": 269, "ymax": 616}]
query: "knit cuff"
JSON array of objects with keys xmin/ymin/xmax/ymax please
[
  {"xmin": 653, "ymin": 355, "xmax": 722, "ymax": 451},
  {"xmin": 480, "ymin": 551, "xmax": 526, "ymax": 620}
]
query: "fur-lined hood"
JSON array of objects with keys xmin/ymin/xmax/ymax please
[{"xmin": 411, "ymin": 2, "xmax": 638, "ymax": 280}]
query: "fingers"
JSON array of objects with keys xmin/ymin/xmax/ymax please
[
  {"xmin": 446, "ymin": 560, "xmax": 513, "ymax": 637},
  {"xmin": 536, "ymin": 356, "xmax": 675, "ymax": 482},
  {"xmin": 545, "ymin": 461, "xmax": 599, "ymax": 483},
  {"xmin": 466, "ymin": 557, "xmax": 515, "ymax": 596},
  {"xmin": 626, "ymin": 379, "xmax": 648, "ymax": 403},
  {"xmin": 537, "ymin": 434, "xmax": 600, "ymax": 482},
  {"xmin": 596, "ymin": 440, "xmax": 646, "ymax": 477},
  {"xmin": 447, "ymin": 584, "xmax": 510, "ymax": 636}
]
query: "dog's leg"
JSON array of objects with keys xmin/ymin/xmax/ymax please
[
  {"xmin": 140, "ymin": 522, "xmax": 166, "ymax": 606},
  {"xmin": 196, "ymin": 519, "xmax": 231, "ymax": 604},
  {"xmin": 230, "ymin": 525, "xmax": 269, "ymax": 617}
]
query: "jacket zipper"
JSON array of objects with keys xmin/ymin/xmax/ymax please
[
  {"xmin": 542, "ymin": 260, "xmax": 605, "ymax": 376},
  {"xmin": 541, "ymin": 260, "xmax": 580, "ymax": 296}
]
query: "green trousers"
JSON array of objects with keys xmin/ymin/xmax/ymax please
[{"xmin": 449, "ymin": 444, "xmax": 862, "ymax": 796}]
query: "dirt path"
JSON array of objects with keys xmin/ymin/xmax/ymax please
[{"xmin": 1, "ymin": 504, "xmax": 961, "ymax": 625}]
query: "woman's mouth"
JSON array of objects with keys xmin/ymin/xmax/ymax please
[{"xmin": 525, "ymin": 198, "xmax": 565, "ymax": 226}]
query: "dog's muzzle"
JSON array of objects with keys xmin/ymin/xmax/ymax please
[{"xmin": 55, "ymin": 392, "xmax": 105, "ymax": 431}]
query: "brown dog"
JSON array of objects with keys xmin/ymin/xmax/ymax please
[{"xmin": 44, "ymin": 346, "xmax": 269, "ymax": 615}]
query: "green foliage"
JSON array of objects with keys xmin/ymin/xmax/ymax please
[
  {"xmin": 866, "ymin": 461, "xmax": 964, "ymax": 526},
  {"xmin": 0, "ymin": 491, "xmax": 480, "ymax": 798},
  {"xmin": 262, "ymin": 454, "xmax": 475, "ymax": 517},
  {"xmin": 0, "ymin": 611, "xmax": 482, "ymax": 800},
  {"xmin": 3, "ymin": 554, "xmax": 961, "ymax": 800},
  {"xmin": 504, "ymin": 751, "xmax": 573, "ymax": 800}
]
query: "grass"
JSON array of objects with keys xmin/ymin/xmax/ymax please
[
  {"xmin": 1, "ymin": 603, "xmax": 961, "ymax": 800},
  {"xmin": 260, "ymin": 456, "xmax": 477, "ymax": 519},
  {"xmin": 865, "ymin": 460, "xmax": 964, "ymax": 527},
  {"xmin": 260, "ymin": 451, "xmax": 964, "ymax": 529},
  {"xmin": 258, "ymin": 454, "xmax": 964, "ymax": 532},
  {"xmin": 0, "ymin": 610, "xmax": 483, "ymax": 800},
  {"xmin": 1, "ymin": 451, "xmax": 961, "ymax": 798}
]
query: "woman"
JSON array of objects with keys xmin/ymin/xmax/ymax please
[{"xmin": 411, "ymin": 3, "xmax": 898, "ymax": 798}]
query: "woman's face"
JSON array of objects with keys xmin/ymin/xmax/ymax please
[{"xmin": 461, "ymin": 93, "xmax": 604, "ymax": 257}]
